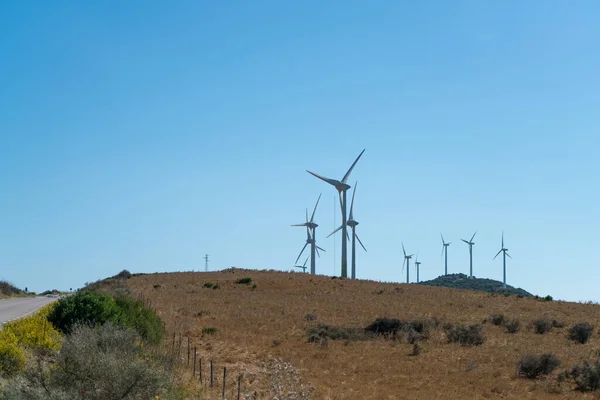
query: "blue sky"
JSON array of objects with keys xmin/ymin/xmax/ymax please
[{"xmin": 1, "ymin": 1, "xmax": 599, "ymax": 301}]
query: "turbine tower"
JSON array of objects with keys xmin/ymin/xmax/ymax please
[
  {"xmin": 327, "ymin": 182, "xmax": 367, "ymax": 279},
  {"xmin": 402, "ymin": 243, "xmax": 414, "ymax": 284},
  {"xmin": 307, "ymin": 149, "xmax": 365, "ymax": 278},
  {"xmin": 461, "ymin": 231, "xmax": 477, "ymax": 278},
  {"xmin": 493, "ymin": 231, "xmax": 512, "ymax": 289},
  {"xmin": 293, "ymin": 257, "xmax": 309, "ymax": 273},
  {"xmin": 440, "ymin": 233, "xmax": 451, "ymax": 275},
  {"xmin": 415, "ymin": 254, "xmax": 422, "ymax": 283},
  {"xmin": 291, "ymin": 194, "xmax": 324, "ymax": 274}
]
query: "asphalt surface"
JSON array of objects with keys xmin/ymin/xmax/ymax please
[{"xmin": 0, "ymin": 297, "xmax": 58, "ymax": 324}]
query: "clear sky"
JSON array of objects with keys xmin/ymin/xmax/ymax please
[{"xmin": 1, "ymin": 1, "xmax": 598, "ymax": 301}]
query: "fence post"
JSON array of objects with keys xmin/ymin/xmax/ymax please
[
  {"xmin": 200, "ymin": 358, "xmax": 203, "ymax": 384},
  {"xmin": 210, "ymin": 360, "xmax": 214, "ymax": 388},
  {"xmin": 187, "ymin": 337, "xmax": 190, "ymax": 366},
  {"xmin": 237, "ymin": 374, "xmax": 241, "ymax": 400},
  {"xmin": 222, "ymin": 367, "xmax": 227, "ymax": 399},
  {"xmin": 193, "ymin": 347, "xmax": 197, "ymax": 376}
]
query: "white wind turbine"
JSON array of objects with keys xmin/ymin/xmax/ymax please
[
  {"xmin": 461, "ymin": 231, "xmax": 477, "ymax": 278},
  {"xmin": 415, "ymin": 254, "xmax": 422, "ymax": 283},
  {"xmin": 402, "ymin": 242, "xmax": 414, "ymax": 284},
  {"xmin": 307, "ymin": 149, "xmax": 365, "ymax": 278},
  {"xmin": 440, "ymin": 233, "xmax": 451, "ymax": 276},
  {"xmin": 291, "ymin": 194, "xmax": 324, "ymax": 274},
  {"xmin": 327, "ymin": 181, "xmax": 367, "ymax": 279},
  {"xmin": 493, "ymin": 231, "xmax": 512, "ymax": 289}
]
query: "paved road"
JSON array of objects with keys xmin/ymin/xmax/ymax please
[{"xmin": 0, "ymin": 297, "xmax": 58, "ymax": 324}]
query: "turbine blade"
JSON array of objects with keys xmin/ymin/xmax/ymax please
[
  {"xmin": 310, "ymin": 193, "xmax": 322, "ymax": 223},
  {"xmin": 306, "ymin": 170, "xmax": 340, "ymax": 187},
  {"xmin": 316, "ymin": 245, "xmax": 326, "ymax": 252},
  {"xmin": 327, "ymin": 225, "xmax": 343, "ymax": 238},
  {"xmin": 461, "ymin": 239, "xmax": 469, "ymax": 244},
  {"xmin": 338, "ymin": 192, "xmax": 344, "ymax": 213},
  {"xmin": 501, "ymin": 231, "xmax": 504, "ymax": 248},
  {"xmin": 493, "ymin": 249, "xmax": 502, "ymax": 260},
  {"xmin": 303, "ymin": 257, "xmax": 309, "ymax": 268},
  {"xmin": 441, "ymin": 245, "xmax": 445, "ymax": 258},
  {"xmin": 349, "ymin": 181, "xmax": 357, "ymax": 220},
  {"xmin": 295, "ymin": 242, "xmax": 309, "ymax": 264},
  {"xmin": 402, "ymin": 242, "xmax": 406, "ymax": 257},
  {"xmin": 291, "ymin": 223, "xmax": 309, "ymax": 227},
  {"xmin": 470, "ymin": 231, "xmax": 477, "ymax": 242},
  {"xmin": 441, "ymin": 232, "xmax": 445, "ymax": 244},
  {"xmin": 341, "ymin": 149, "xmax": 365, "ymax": 184},
  {"xmin": 356, "ymin": 233, "xmax": 367, "ymax": 252},
  {"xmin": 346, "ymin": 230, "xmax": 350, "ymax": 241},
  {"xmin": 315, "ymin": 247, "xmax": 320, "ymax": 257},
  {"xmin": 506, "ymin": 252, "xmax": 512, "ymax": 259},
  {"xmin": 305, "ymin": 208, "xmax": 309, "ymax": 223}
]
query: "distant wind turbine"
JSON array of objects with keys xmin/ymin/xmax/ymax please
[
  {"xmin": 402, "ymin": 242, "xmax": 414, "ymax": 284},
  {"xmin": 328, "ymin": 181, "xmax": 367, "ymax": 279},
  {"xmin": 461, "ymin": 231, "xmax": 477, "ymax": 278},
  {"xmin": 415, "ymin": 254, "xmax": 422, "ymax": 283},
  {"xmin": 293, "ymin": 257, "xmax": 309, "ymax": 273},
  {"xmin": 440, "ymin": 233, "xmax": 451, "ymax": 276},
  {"xmin": 493, "ymin": 231, "xmax": 512, "ymax": 289},
  {"xmin": 291, "ymin": 194, "xmax": 325, "ymax": 274},
  {"xmin": 307, "ymin": 149, "xmax": 365, "ymax": 278}
]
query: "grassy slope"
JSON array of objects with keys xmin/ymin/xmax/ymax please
[{"xmin": 127, "ymin": 269, "xmax": 599, "ymax": 399}]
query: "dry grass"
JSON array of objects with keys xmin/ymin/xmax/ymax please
[{"xmin": 126, "ymin": 269, "xmax": 600, "ymax": 399}]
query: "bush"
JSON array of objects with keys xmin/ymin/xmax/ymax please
[
  {"xmin": 365, "ymin": 318, "xmax": 403, "ymax": 337},
  {"xmin": 569, "ymin": 322, "xmax": 594, "ymax": 344},
  {"xmin": 2, "ymin": 304, "xmax": 61, "ymax": 352},
  {"xmin": 552, "ymin": 319, "xmax": 566, "ymax": 328},
  {"xmin": 114, "ymin": 269, "xmax": 132, "ymax": 279},
  {"xmin": 50, "ymin": 323, "xmax": 169, "ymax": 399},
  {"xmin": 518, "ymin": 354, "xmax": 561, "ymax": 379},
  {"xmin": 503, "ymin": 318, "xmax": 521, "ymax": 334},
  {"xmin": 570, "ymin": 360, "xmax": 600, "ymax": 392},
  {"xmin": 490, "ymin": 314, "xmax": 505, "ymax": 326},
  {"xmin": 308, "ymin": 325, "xmax": 367, "ymax": 342},
  {"xmin": 444, "ymin": 323, "xmax": 484, "ymax": 346},
  {"xmin": 114, "ymin": 294, "xmax": 165, "ymax": 345},
  {"xmin": 236, "ymin": 277, "xmax": 252, "ymax": 285},
  {"xmin": 533, "ymin": 318, "xmax": 553, "ymax": 334},
  {"xmin": 202, "ymin": 327, "xmax": 217, "ymax": 335},
  {"xmin": 48, "ymin": 290, "xmax": 121, "ymax": 334},
  {"xmin": 48, "ymin": 290, "xmax": 164, "ymax": 345},
  {"xmin": 544, "ymin": 295, "xmax": 553, "ymax": 302},
  {"xmin": 0, "ymin": 330, "xmax": 26, "ymax": 376},
  {"xmin": 203, "ymin": 282, "xmax": 214, "ymax": 288}
]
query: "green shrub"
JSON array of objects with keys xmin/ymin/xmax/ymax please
[
  {"xmin": 212, "ymin": 284, "xmax": 220, "ymax": 290},
  {"xmin": 236, "ymin": 277, "xmax": 252, "ymax": 285},
  {"xmin": 544, "ymin": 295, "xmax": 553, "ymax": 302},
  {"xmin": 569, "ymin": 322, "xmax": 594, "ymax": 344},
  {"xmin": 443, "ymin": 323, "xmax": 484, "ymax": 346},
  {"xmin": 503, "ymin": 318, "xmax": 521, "ymax": 334},
  {"xmin": 518, "ymin": 354, "xmax": 561, "ymax": 379},
  {"xmin": 203, "ymin": 282, "xmax": 214, "ymax": 288},
  {"xmin": 48, "ymin": 290, "xmax": 121, "ymax": 335},
  {"xmin": 533, "ymin": 318, "xmax": 552, "ymax": 334},
  {"xmin": 570, "ymin": 360, "xmax": 600, "ymax": 392},
  {"xmin": 114, "ymin": 294, "xmax": 165, "ymax": 345},
  {"xmin": 202, "ymin": 327, "xmax": 217, "ymax": 335},
  {"xmin": 48, "ymin": 290, "xmax": 164, "ymax": 345},
  {"xmin": 490, "ymin": 314, "xmax": 505, "ymax": 326}
]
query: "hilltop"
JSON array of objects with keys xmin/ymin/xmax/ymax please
[
  {"xmin": 0, "ymin": 280, "xmax": 26, "ymax": 298},
  {"xmin": 117, "ymin": 269, "xmax": 600, "ymax": 399},
  {"xmin": 418, "ymin": 273, "xmax": 534, "ymax": 297}
]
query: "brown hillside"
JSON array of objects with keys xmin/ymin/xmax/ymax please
[{"xmin": 127, "ymin": 269, "xmax": 600, "ymax": 399}]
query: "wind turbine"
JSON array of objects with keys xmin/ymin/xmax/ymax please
[
  {"xmin": 291, "ymin": 194, "xmax": 325, "ymax": 274},
  {"xmin": 461, "ymin": 231, "xmax": 477, "ymax": 278},
  {"xmin": 402, "ymin": 243, "xmax": 414, "ymax": 284},
  {"xmin": 293, "ymin": 257, "xmax": 309, "ymax": 273},
  {"xmin": 440, "ymin": 233, "xmax": 451, "ymax": 276},
  {"xmin": 415, "ymin": 254, "xmax": 422, "ymax": 283},
  {"xmin": 327, "ymin": 182, "xmax": 367, "ymax": 279},
  {"xmin": 493, "ymin": 231, "xmax": 512, "ymax": 289},
  {"xmin": 307, "ymin": 149, "xmax": 365, "ymax": 278}
]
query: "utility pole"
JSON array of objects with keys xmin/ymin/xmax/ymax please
[{"xmin": 204, "ymin": 254, "xmax": 210, "ymax": 272}]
